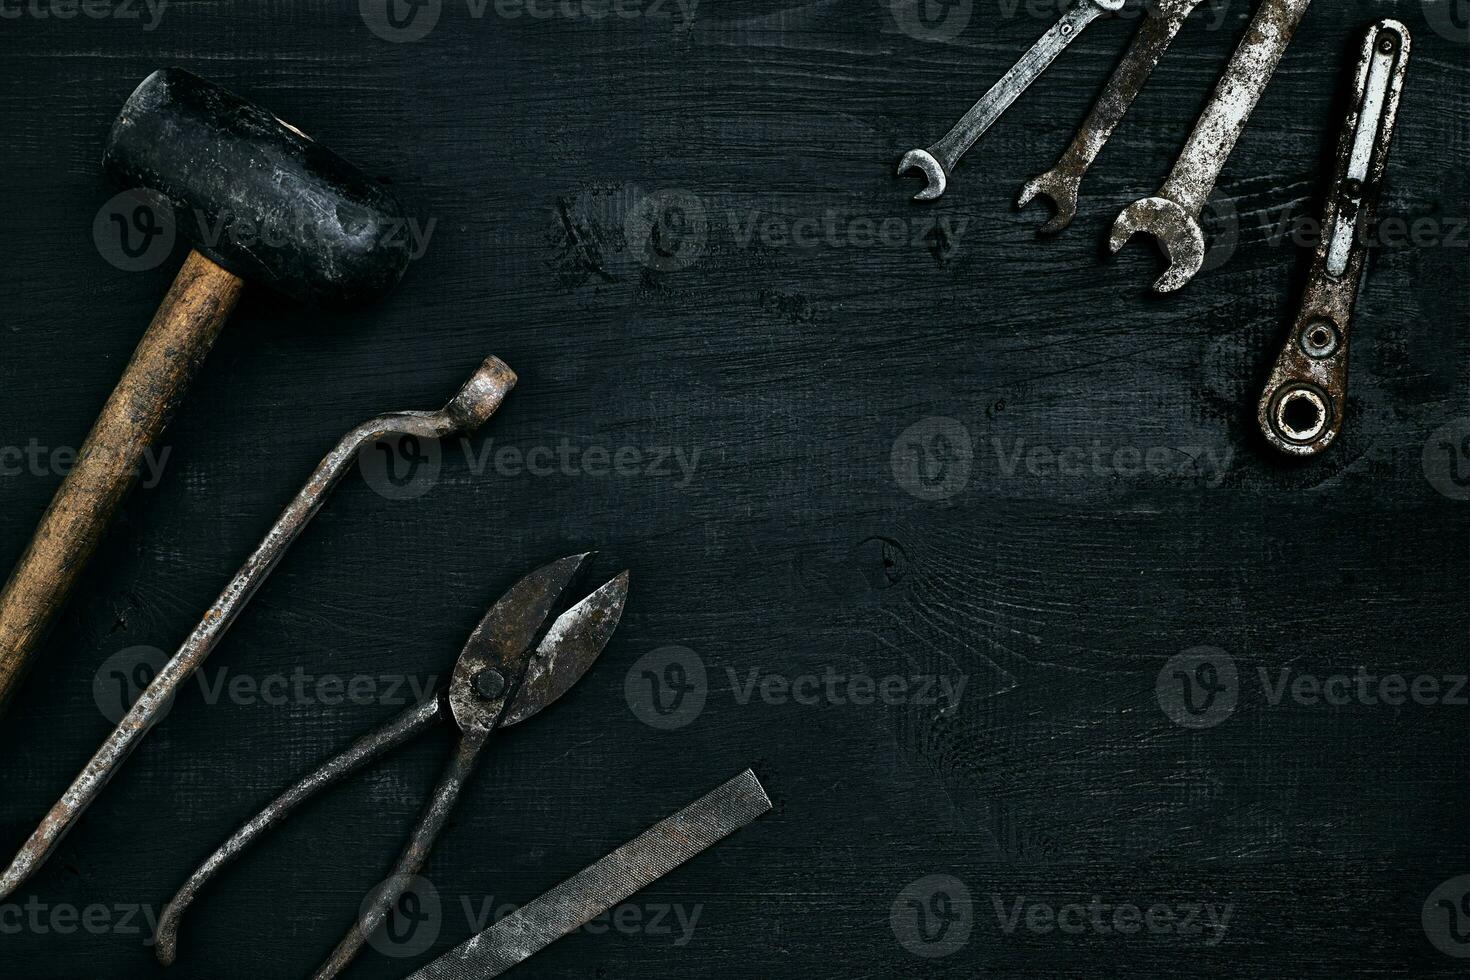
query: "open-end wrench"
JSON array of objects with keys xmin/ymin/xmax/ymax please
[
  {"xmin": 898, "ymin": 0, "xmax": 1125, "ymax": 202},
  {"xmin": 1019, "ymin": 0, "xmax": 1205, "ymax": 233},
  {"xmin": 1259, "ymin": 20, "xmax": 1410, "ymax": 456},
  {"xmin": 1110, "ymin": 0, "xmax": 1314, "ymax": 291}
]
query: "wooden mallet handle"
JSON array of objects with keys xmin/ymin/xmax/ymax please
[{"xmin": 0, "ymin": 250, "xmax": 242, "ymax": 716}]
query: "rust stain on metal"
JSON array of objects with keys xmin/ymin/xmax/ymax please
[
  {"xmin": 0, "ymin": 358, "xmax": 518, "ymax": 904},
  {"xmin": 1259, "ymin": 20, "xmax": 1411, "ymax": 455}
]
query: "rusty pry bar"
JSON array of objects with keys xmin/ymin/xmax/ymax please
[
  {"xmin": 0, "ymin": 356, "xmax": 518, "ymax": 904},
  {"xmin": 153, "ymin": 554, "xmax": 630, "ymax": 980},
  {"xmin": 1258, "ymin": 20, "xmax": 1411, "ymax": 455}
]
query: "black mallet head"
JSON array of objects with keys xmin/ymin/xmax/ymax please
[{"xmin": 104, "ymin": 68, "xmax": 411, "ymax": 307}]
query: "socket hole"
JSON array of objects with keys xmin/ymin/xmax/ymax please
[{"xmin": 1282, "ymin": 393, "xmax": 1323, "ymax": 438}]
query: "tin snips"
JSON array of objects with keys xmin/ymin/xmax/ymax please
[{"xmin": 152, "ymin": 553, "xmax": 630, "ymax": 979}]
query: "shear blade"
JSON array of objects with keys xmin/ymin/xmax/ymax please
[{"xmin": 504, "ymin": 570, "xmax": 630, "ymax": 727}]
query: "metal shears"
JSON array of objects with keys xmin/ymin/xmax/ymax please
[{"xmin": 152, "ymin": 553, "xmax": 630, "ymax": 979}]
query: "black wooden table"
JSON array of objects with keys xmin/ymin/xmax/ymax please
[{"xmin": 2, "ymin": 1, "xmax": 1467, "ymax": 977}]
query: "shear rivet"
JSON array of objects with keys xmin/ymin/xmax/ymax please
[{"xmin": 474, "ymin": 668, "xmax": 507, "ymax": 698}]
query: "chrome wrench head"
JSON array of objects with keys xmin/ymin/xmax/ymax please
[
  {"xmin": 1108, "ymin": 195, "xmax": 1205, "ymax": 294},
  {"xmin": 896, "ymin": 0, "xmax": 1123, "ymax": 202},
  {"xmin": 896, "ymin": 148, "xmax": 947, "ymax": 202}
]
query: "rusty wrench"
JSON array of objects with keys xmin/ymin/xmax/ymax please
[
  {"xmin": 1019, "ymin": 0, "xmax": 1205, "ymax": 233},
  {"xmin": 1110, "ymin": 0, "xmax": 1315, "ymax": 291},
  {"xmin": 1259, "ymin": 21, "xmax": 1410, "ymax": 455},
  {"xmin": 0, "ymin": 357, "xmax": 517, "ymax": 902},
  {"xmin": 898, "ymin": 0, "xmax": 1125, "ymax": 202}
]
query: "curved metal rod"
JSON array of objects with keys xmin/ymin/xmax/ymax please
[
  {"xmin": 314, "ymin": 728, "xmax": 494, "ymax": 980},
  {"xmin": 154, "ymin": 696, "xmax": 447, "ymax": 965},
  {"xmin": 0, "ymin": 357, "xmax": 517, "ymax": 902}
]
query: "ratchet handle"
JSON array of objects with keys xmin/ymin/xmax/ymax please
[{"xmin": 1259, "ymin": 20, "xmax": 1411, "ymax": 456}]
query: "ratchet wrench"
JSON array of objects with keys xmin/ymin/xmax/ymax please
[{"xmin": 1258, "ymin": 20, "xmax": 1411, "ymax": 455}]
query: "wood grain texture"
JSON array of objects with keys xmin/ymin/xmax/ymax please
[
  {"xmin": 0, "ymin": 250, "xmax": 241, "ymax": 716},
  {"xmin": 0, "ymin": 2, "xmax": 1466, "ymax": 979}
]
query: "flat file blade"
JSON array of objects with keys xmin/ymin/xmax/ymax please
[{"xmin": 404, "ymin": 769, "xmax": 771, "ymax": 979}]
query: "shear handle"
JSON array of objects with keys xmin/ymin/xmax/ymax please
[
  {"xmin": 155, "ymin": 696, "xmax": 447, "ymax": 966},
  {"xmin": 313, "ymin": 728, "xmax": 496, "ymax": 980}
]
